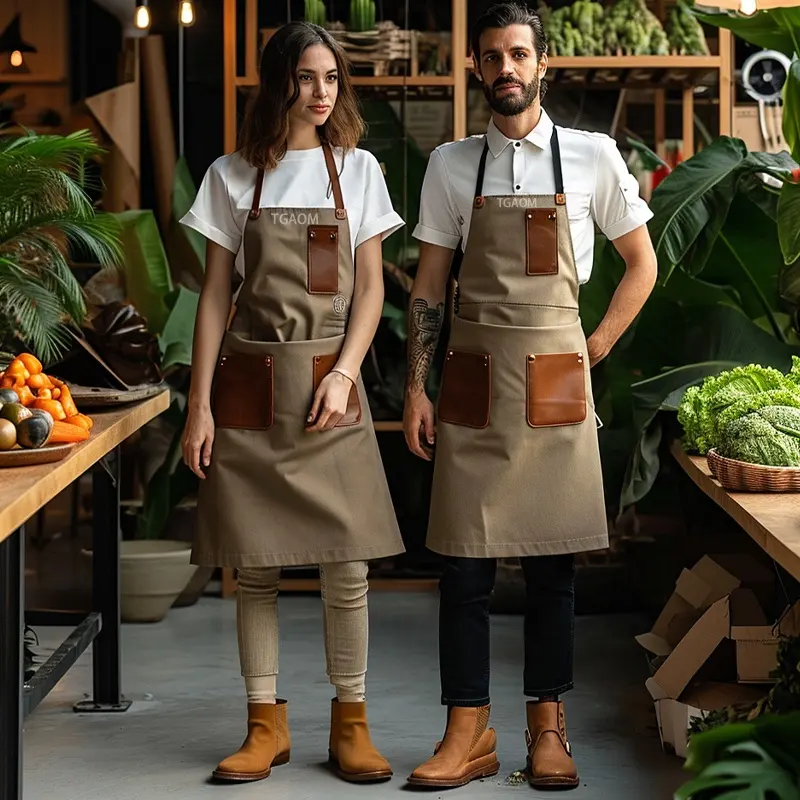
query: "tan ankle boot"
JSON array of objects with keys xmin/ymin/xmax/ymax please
[
  {"xmin": 525, "ymin": 700, "xmax": 579, "ymax": 789},
  {"xmin": 407, "ymin": 705, "xmax": 500, "ymax": 788},
  {"xmin": 328, "ymin": 699, "xmax": 392, "ymax": 782},
  {"xmin": 212, "ymin": 700, "xmax": 291, "ymax": 782}
]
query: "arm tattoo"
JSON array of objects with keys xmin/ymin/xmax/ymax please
[{"xmin": 407, "ymin": 298, "xmax": 444, "ymax": 393}]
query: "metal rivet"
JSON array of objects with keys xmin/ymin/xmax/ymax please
[
  {"xmin": 549, "ymin": 212, "xmax": 556, "ymax": 220},
  {"xmin": 309, "ymin": 230, "xmax": 316, "ymax": 238},
  {"xmin": 527, "ymin": 212, "xmax": 533, "ymax": 219},
  {"xmin": 330, "ymin": 232, "xmax": 336, "ymax": 240}
]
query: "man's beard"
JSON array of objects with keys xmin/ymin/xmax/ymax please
[{"xmin": 484, "ymin": 74, "xmax": 539, "ymax": 116}]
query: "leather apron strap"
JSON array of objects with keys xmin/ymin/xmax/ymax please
[{"xmin": 248, "ymin": 142, "xmax": 347, "ymax": 221}]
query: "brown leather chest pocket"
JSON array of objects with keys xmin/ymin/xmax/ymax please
[
  {"xmin": 308, "ymin": 225, "xmax": 339, "ymax": 294},
  {"xmin": 212, "ymin": 353, "xmax": 274, "ymax": 430},
  {"xmin": 313, "ymin": 353, "xmax": 361, "ymax": 427},
  {"xmin": 525, "ymin": 209, "xmax": 558, "ymax": 276},
  {"xmin": 526, "ymin": 352, "xmax": 586, "ymax": 427},
  {"xmin": 437, "ymin": 350, "xmax": 492, "ymax": 429}
]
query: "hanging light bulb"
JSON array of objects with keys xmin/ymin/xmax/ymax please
[
  {"xmin": 739, "ymin": 0, "xmax": 757, "ymax": 15},
  {"xmin": 178, "ymin": 1, "xmax": 196, "ymax": 26},
  {"xmin": 9, "ymin": 50, "xmax": 22, "ymax": 68},
  {"xmin": 134, "ymin": 0, "xmax": 151, "ymax": 30}
]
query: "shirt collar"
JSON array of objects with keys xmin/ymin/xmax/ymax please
[{"xmin": 485, "ymin": 109, "xmax": 554, "ymax": 157}]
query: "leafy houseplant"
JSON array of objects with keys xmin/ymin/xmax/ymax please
[
  {"xmin": 0, "ymin": 130, "xmax": 122, "ymax": 365},
  {"xmin": 676, "ymin": 711, "xmax": 800, "ymax": 800}
]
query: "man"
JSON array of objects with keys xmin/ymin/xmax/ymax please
[{"xmin": 402, "ymin": 1, "xmax": 657, "ymax": 791}]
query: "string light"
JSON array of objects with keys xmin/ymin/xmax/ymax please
[
  {"xmin": 134, "ymin": 0, "xmax": 151, "ymax": 30},
  {"xmin": 179, "ymin": 1, "xmax": 196, "ymax": 26},
  {"xmin": 9, "ymin": 50, "xmax": 22, "ymax": 67}
]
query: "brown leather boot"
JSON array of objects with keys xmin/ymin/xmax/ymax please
[
  {"xmin": 525, "ymin": 700, "xmax": 579, "ymax": 789},
  {"xmin": 407, "ymin": 705, "xmax": 500, "ymax": 788},
  {"xmin": 212, "ymin": 700, "xmax": 291, "ymax": 782},
  {"xmin": 328, "ymin": 698, "xmax": 392, "ymax": 782}
]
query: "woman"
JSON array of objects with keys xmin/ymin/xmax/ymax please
[{"xmin": 179, "ymin": 21, "xmax": 405, "ymax": 785}]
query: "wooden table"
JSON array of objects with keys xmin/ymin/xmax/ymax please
[
  {"xmin": 670, "ymin": 440, "xmax": 800, "ymax": 582},
  {"xmin": 0, "ymin": 392, "xmax": 169, "ymax": 800}
]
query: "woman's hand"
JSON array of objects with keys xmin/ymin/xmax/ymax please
[
  {"xmin": 306, "ymin": 372, "xmax": 353, "ymax": 432},
  {"xmin": 182, "ymin": 404, "xmax": 216, "ymax": 479}
]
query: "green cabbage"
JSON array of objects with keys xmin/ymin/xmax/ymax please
[
  {"xmin": 677, "ymin": 364, "xmax": 800, "ymax": 454},
  {"xmin": 718, "ymin": 406, "xmax": 800, "ymax": 467}
]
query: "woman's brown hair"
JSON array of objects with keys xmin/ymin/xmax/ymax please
[{"xmin": 238, "ymin": 21, "xmax": 364, "ymax": 170}]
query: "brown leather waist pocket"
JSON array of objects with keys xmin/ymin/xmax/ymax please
[
  {"xmin": 308, "ymin": 225, "xmax": 339, "ymax": 294},
  {"xmin": 312, "ymin": 353, "xmax": 361, "ymax": 427},
  {"xmin": 525, "ymin": 208, "xmax": 558, "ymax": 276},
  {"xmin": 212, "ymin": 353, "xmax": 274, "ymax": 430},
  {"xmin": 437, "ymin": 349, "xmax": 492, "ymax": 429},
  {"xmin": 526, "ymin": 352, "xmax": 586, "ymax": 427}
]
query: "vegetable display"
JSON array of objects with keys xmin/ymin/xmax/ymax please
[
  {"xmin": 539, "ymin": 0, "xmax": 709, "ymax": 57},
  {"xmin": 666, "ymin": 0, "xmax": 710, "ymax": 56},
  {"xmin": 0, "ymin": 352, "xmax": 93, "ymax": 451},
  {"xmin": 678, "ymin": 360, "xmax": 800, "ymax": 466}
]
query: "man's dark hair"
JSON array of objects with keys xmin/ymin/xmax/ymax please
[{"xmin": 470, "ymin": 2, "xmax": 548, "ymax": 98}]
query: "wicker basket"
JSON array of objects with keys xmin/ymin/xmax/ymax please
[{"xmin": 706, "ymin": 448, "xmax": 800, "ymax": 492}]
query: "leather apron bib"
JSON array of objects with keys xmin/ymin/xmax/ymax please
[
  {"xmin": 427, "ymin": 128, "xmax": 609, "ymax": 559},
  {"xmin": 194, "ymin": 144, "xmax": 405, "ymax": 568}
]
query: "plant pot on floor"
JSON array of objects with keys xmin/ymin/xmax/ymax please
[
  {"xmin": 120, "ymin": 540, "xmax": 197, "ymax": 623},
  {"xmin": 173, "ymin": 566, "xmax": 214, "ymax": 607}
]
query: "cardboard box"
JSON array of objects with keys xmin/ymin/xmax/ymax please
[
  {"xmin": 730, "ymin": 590, "xmax": 800, "ymax": 684},
  {"xmin": 636, "ymin": 556, "xmax": 742, "ymax": 658},
  {"xmin": 653, "ymin": 682, "xmax": 767, "ymax": 758}
]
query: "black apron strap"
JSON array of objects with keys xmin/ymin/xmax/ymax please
[
  {"xmin": 473, "ymin": 137, "xmax": 490, "ymax": 207},
  {"xmin": 550, "ymin": 126, "xmax": 566, "ymax": 204}
]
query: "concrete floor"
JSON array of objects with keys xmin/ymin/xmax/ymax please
[{"xmin": 24, "ymin": 592, "xmax": 686, "ymax": 800}]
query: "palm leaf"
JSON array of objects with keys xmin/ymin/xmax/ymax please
[{"xmin": 0, "ymin": 129, "xmax": 122, "ymax": 360}]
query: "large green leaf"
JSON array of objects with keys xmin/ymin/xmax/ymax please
[
  {"xmin": 692, "ymin": 8, "xmax": 800, "ymax": 57},
  {"xmin": 784, "ymin": 60, "xmax": 800, "ymax": 163},
  {"xmin": 778, "ymin": 180, "xmax": 800, "ymax": 267},
  {"xmin": 648, "ymin": 138, "xmax": 796, "ymax": 283},
  {"xmin": 165, "ymin": 156, "xmax": 206, "ymax": 290},
  {"xmin": 114, "ymin": 209, "xmax": 174, "ymax": 335},
  {"xmin": 684, "ymin": 713, "xmax": 800, "ymax": 778},
  {"xmin": 676, "ymin": 741, "xmax": 799, "ymax": 800},
  {"xmin": 172, "ymin": 156, "xmax": 205, "ymax": 268},
  {"xmin": 701, "ymin": 194, "xmax": 784, "ymax": 337},
  {"xmin": 159, "ymin": 285, "xmax": 199, "ymax": 372},
  {"xmin": 620, "ymin": 360, "xmax": 742, "ymax": 508}
]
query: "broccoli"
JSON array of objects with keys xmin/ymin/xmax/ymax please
[
  {"xmin": 603, "ymin": 0, "xmax": 670, "ymax": 56},
  {"xmin": 718, "ymin": 406, "xmax": 800, "ymax": 467},
  {"xmin": 543, "ymin": 0, "xmax": 605, "ymax": 57}
]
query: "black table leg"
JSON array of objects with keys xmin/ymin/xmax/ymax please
[
  {"xmin": 74, "ymin": 448, "xmax": 131, "ymax": 713},
  {"xmin": 0, "ymin": 526, "xmax": 24, "ymax": 800}
]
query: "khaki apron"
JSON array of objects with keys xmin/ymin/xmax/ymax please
[
  {"xmin": 194, "ymin": 144, "xmax": 405, "ymax": 568},
  {"xmin": 427, "ymin": 127, "xmax": 609, "ymax": 559}
]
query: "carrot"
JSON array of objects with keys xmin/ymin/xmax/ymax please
[
  {"xmin": 33, "ymin": 399, "xmax": 66, "ymax": 421},
  {"xmin": 17, "ymin": 354, "xmax": 42, "ymax": 375},
  {"xmin": 16, "ymin": 385, "xmax": 35, "ymax": 407},
  {"xmin": 59, "ymin": 385, "xmax": 79, "ymax": 418},
  {"xmin": 66, "ymin": 414, "xmax": 93, "ymax": 431},
  {"xmin": 26, "ymin": 373, "xmax": 51, "ymax": 391},
  {"xmin": 49, "ymin": 420, "xmax": 89, "ymax": 444},
  {"xmin": 52, "ymin": 388, "xmax": 61, "ymax": 400}
]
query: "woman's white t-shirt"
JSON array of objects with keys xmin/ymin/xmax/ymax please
[{"xmin": 181, "ymin": 145, "xmax": 405, "ymax": 276}]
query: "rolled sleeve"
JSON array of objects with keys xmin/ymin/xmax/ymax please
[
  {"xmin": 179, "ymin": 157, "xmax": 243, "ymax": 255},
  {"xmin": 412, "ymin": 148, "xmax": 461, "ymax": 249},
  {"xmin": 355, "ymin": 152, "xmax": 406, "ymax": 247},
  {"xmin": 591, "ymin": 137, "xmax": 653, "ymax": 241}
]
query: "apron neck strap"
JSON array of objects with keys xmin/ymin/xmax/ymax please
[
  {"xmin": 473, "ymin": 125, "xmax": 565, "ymax": 206},
  {"xmin": 322, "ymin": 142, "xmax": 347, "ymax": 220},
  {"xmin": 247, "ymin": 142, "xmax": 347, "ymax": 221},
  {"xmin": 249, "ymin": 168, "xmax": 266, "ymax": 220}
]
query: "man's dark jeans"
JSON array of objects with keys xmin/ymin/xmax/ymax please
[{"xmin": 438, "ymin": 554, "xmax": 575, "ymax": 707}]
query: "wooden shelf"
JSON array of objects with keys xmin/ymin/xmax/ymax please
[
  {"xmin": 0, "ymin": 74, "xmax": 66, "ymax": 84},
  {"xmin": 464, "ymin": 55, "xmax": 721, "ymax": 71},
  {"xmin": 236, "ymin": 75, "xmax": 454, "ymax": 88}
]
